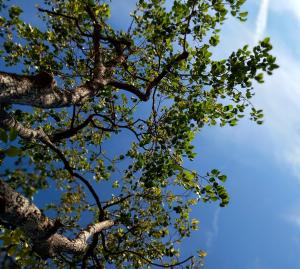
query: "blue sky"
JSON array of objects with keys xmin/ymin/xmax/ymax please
[
  {"xmin": 112, "ymin": 0, "xmax": 300, "ymax": 267},
  {"xmin": 186, "ymin": 1, "xmax": 300, "ymax": 268},
  {"xmin": 3, "ymin": 0, "xmax": 300, "ymax": 268},
  {"xmin": 99, "ymin": 1, "xmax": 300, "ymax": 267}
]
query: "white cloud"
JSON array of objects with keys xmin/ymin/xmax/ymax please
[
  {"xmin": 284, "ymin": 213, "xmax": 300, "ymax": 228},
  {"xmin": 206, "ymin": 208, "xmax": 220, "ymax": 249},
  {"xmin": 213, "ymin": 2, "xmax": 300, "ymax": 178},
  {"xmin": 256, "ymin": 45, "xmax": 300, "ymax": 180},
  {"xmin": 217, "ymin": 0, "xmax": 300, "ymax": 182},
  {"xmin": 255, "ymin": 0, "xmax": 270, "ymax": 43},
  {"xmin": 284, "ymin": 137, "xmax": 300, "ymax": 180},
  {"xmin": 271, "ymin": 0, "xmax": 300, "ymax": 22}
]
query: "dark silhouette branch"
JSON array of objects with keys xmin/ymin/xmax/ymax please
[{"xmin": 108, "ymin": 51, "xmax": 189, "ymax": 101}]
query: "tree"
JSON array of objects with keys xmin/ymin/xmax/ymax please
[{"xmin": 0, "ymin": 0, "xmax": 278, "ymax": 268}]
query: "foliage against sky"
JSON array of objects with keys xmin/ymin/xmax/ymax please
[{"xmin": 0, "ymin": 0, "xmax": 277, "ymax": 268}]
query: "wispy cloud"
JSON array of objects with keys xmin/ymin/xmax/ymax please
[
  {"xmin": 206, "ymin": 208, "xmax": 220, "ymax": 249},
  {"xmin": 255, "ymin": 0, "xmax": 270, "ymax": 43},
  {"xmin": 284, "ymin": 212, "xmax": 300, "ymax": 229},
  {"xmin": 284, "ymin": 137, "xmax": 300, "ymax": 180},
  {"xmin": 253, "ymin": 257, "xmax": 266, "ymax": 269},
  {"xmin": 217, "ymin": 1, "xmax": 300, "ymax": 182},
  {"xmin": 222, "ymin": 0, "xmax": 300, "ymax": 182},
  {"xmin": 257, "ymin": 46, "xmax": 300, "ymax": 181},
  {"xmin": 271, "ymin": 0, "xmax": 300, "ymax": 22}
]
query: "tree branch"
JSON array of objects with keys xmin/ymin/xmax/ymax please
[
  {"xmin": 108, "ymin": 51, "xmax": 189, "ymax": 101},
  {"xmin": 0, "ymin": 179, "xmax": 113, "ymax": 259},
  {"xmin": 0, "ymin": 110, "xmax": 105, "ymax": 220},
  {"xmin": 0, "ymin": 71, "xmax": 103, "ymax": 108},
  {"xmin": 0, "ymin": 49, "xmax": 188, "ymax": 108},
  {"xmin": 0, "ymin": 108, "xmax": 49, "ymax": 141},
  {"xmin": 37, "ymin": 7, "xmax": 92, "ymax": 37},
  {"xmin": 51, "ymin": 115, "xmax": 94, "ymax": 142}
]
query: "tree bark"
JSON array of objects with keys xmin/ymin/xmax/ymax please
[
  {"xmin": 0, "ymin": 108, "xmax": 49, "ymax": 141},
  {"xmin": 0, "ymin": 72, "xmax": 104, "ymax": 108},
  {"xmin": 0, "ymin": 50, "xmax": 189, "ymax": 108},
  {"xmin": 0, "ymin": 180, "xmax": 113, "ymax": 259}
]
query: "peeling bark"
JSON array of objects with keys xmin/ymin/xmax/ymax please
[
  {"xmin": 0, "ymin": 180, "xmax": 113, "ymax": 259},
  {"xmin": 0, "ymin": 72, "xmax": 105, "ymax": 108}
]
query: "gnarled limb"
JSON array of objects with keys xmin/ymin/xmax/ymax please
[
  {"xmin": 0, "ymin": 108, "xmax": 49, "ymax": 141},
  {"xmin": 0, "ymin": 72, "xmax": 103, "ymax": 108},
  {"xmin": 0, "ymin": 179, "xmax": 114, "ymax": 259},
  {"xmin": 0, "ymin": 49, "xmax": 188, "ymax": 107}
]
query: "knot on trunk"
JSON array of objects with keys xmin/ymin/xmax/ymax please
[{"xmin": 32, "ymin": 72, "xmax": 55, "ymax": 90}]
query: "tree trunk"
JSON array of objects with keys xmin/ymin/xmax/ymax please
[
  {"xmin": 0, "ymin": 180, "xmax": 113, "ymax": 259},
  {"xmin": 0, "ymin": 72, "xmax": 102, "ymax": 108}
]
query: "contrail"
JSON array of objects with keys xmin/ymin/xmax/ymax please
[
  {"xmin": 206, "ymin": 208, "xmax": 220, "ymax": 249},
  {"xmin": 255, "ymin": 0, "xmax": 270, "ymax": 43}
]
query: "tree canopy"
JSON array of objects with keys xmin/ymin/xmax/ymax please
[{"xmin": 0, "ymin": 0, "xmax": 278, "ymax": 268}]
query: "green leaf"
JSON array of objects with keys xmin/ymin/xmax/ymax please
[
  {"xmin": 209, "ymin": 35, "xmax": 220, "ymax": 46},
  {"xmin": 211, "ymin": 169, "xmax": 220, "ymax": 176},
  {"xmin": 0, "ymin": 0, "xmax": 278, "ymax": 267},
  {"xmin": 239, "ymin": 11, "xmax": 248, "ymax": 17},
  {"xmin": 8, "ymin": 5, "xmax": 23, "ymax": 19},
  {"xmin": 112, "ymin": 180, "xmax": 119, "ymax": 188},
  {"xmin": 5, "ymin": 146, "xmax": 21, "ymax": 157},
  {"xmin": 218, "ymin": 175, "xmax": 227, "ymax": 182},
  {"xmin": 0, "ymin": 129, "xmax": 8, "ymax": 143},
  {"xmin": 9, "ymin": 128, "xmax": 18, "ymax": 141},
  {"xmin": 255, "ymin": 73, "xmax": 264, "ymax": 83}
]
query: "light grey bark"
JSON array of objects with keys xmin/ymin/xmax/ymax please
[
  {"xmin": 0, "ymin": 72, "xmax": 106, "ymax": 108},
  {"xmin": 0, "ymin": 108, "xmax": 49, "ymax": 141},
  {"xmin": 0, "ymin": 180, "xmax": 113, "ymax": 259}
]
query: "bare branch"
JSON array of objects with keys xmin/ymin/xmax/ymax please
[
  {"xmin": 108, "ymin": 51, "xmax": 189, "ymax": 101},
  {"xmin": 51, "ymin": 115, "xmax": 94, "ymax": 142}
]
